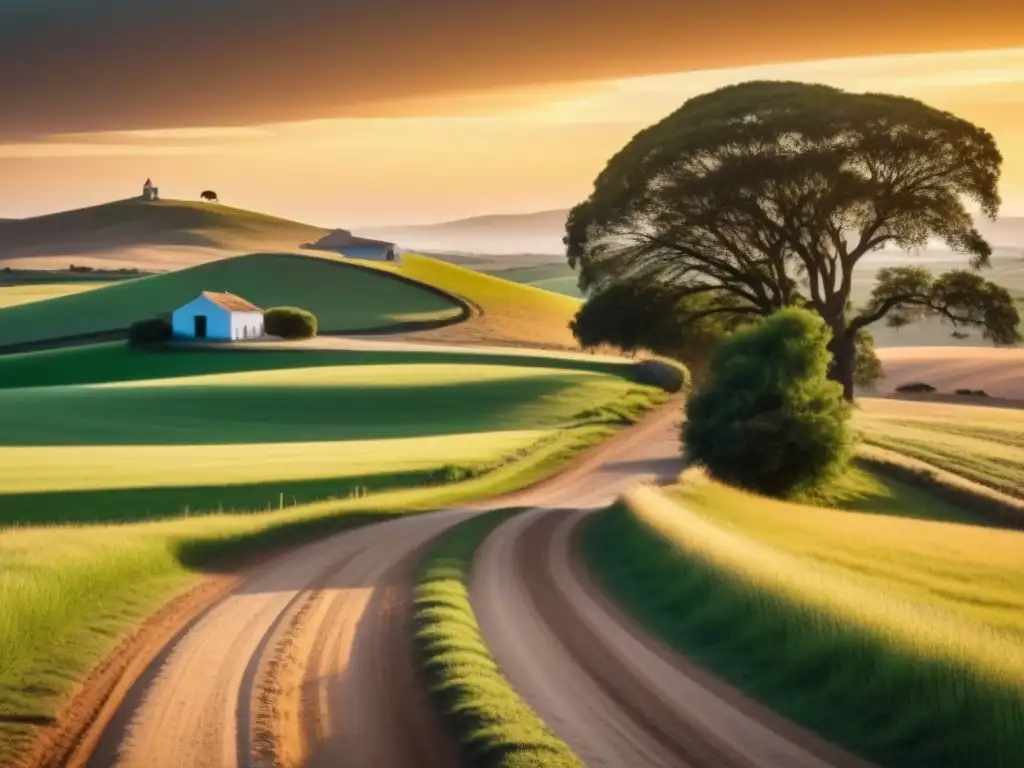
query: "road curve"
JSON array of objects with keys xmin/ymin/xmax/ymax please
[
  {"xmin": 71, "ymin": 402, "xmax": 678, "ymax": 768},
  {"xmin": 471, "ymin": 410, "xmax": 874, "ymax": 768},
  {"xmin": 72, "ymin": 402, "xmax": 865, "ymax": 768},
  {"xmin": 82, "ymin": 510, "xmax": 473, "ymax": 768}
]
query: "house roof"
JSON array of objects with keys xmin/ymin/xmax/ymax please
[
  {"xmin": 308, "ymin": 229, "xmax": 395, "ymax": 249},
  {"xmin": 200, "ymin": 291, "xmax": 262, "ymax": 312}
]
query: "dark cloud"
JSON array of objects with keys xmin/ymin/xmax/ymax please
[{"xmin": 1, "ymin": 0, "xmax": 1022, "ymax": 139}]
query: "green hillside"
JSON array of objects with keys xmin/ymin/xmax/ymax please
[
  {"xmin": 0, "ymin": 361, "xmax": 661, "ymax": 524},
  {"xmin": 0, "ymin": 252, "xmax": 463, "ymax": 347},
  {"xmin": 487, "ymin": 263, "xmax": 583, "ymax": 298},
  {"xmin": 0, "ymin": 341, "xmax": 638, "ymax": 390}
]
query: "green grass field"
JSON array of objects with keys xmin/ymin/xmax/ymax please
[
  {"xmin": 0, "ymin": 422, "xmax": 636, "ymax": 765},
  {"xmin": 414, "ymin": 508, "xmax": 583, "ymax": 768},
  {"xmin": 585, "ymin": 480, "xmax": 1024, "ymax": 767},
  {"xmin": 0, "ymin": 251, "xmax": 462, "ymax": 347},
  {"xmin": 856, "ymin": 398, "xmax": 1024, "ymax": 499},
  {"xmin": 0, "ymin": 341, "xmax": 639, "ymax": 391},
  {"xmin": 0, "ymin": 360, "xmax": 662, "ymax": 524},
  {"xmin": 485, "ymin": 264, "xmax": 583, "ymax": 298},
  {"xmin": 400, "ymin": 254, "xmax": 583, "ymax": 349}
]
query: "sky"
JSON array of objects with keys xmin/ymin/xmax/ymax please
[{"xmin": 2, "ymin": 1, "xmax": 1023, "ymax": 226}]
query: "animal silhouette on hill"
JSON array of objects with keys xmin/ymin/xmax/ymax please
[{"xmin": 200, "ymin": 190, "xmax": 219, "ymax": 202}]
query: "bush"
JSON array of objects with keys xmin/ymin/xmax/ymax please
[
  {"xmin": 264, "ymin": 306, "xmax": 317, "ymax": 339},
  {"xmin": 682, "ymin": 307, "xmax": 853, "ymax": 498},
  {"xmin": 632, "ymin": 359, "xmax": 691, "ymax": 393},
  {"xmin": 954, "ymin": 388, "xmax": 989, "ymax": 397},
  {"xmin": 896, "ymin": 382, "xmax": 937, "ymax": 394},
  {"xmin": 127, "ymin": 316, "xmax": 172, "ymax": 347}
]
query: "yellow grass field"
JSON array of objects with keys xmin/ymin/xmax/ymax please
[
  {"xmin": 675, "ymin": 479, "xmax": 1024, "ymax": 636},
  {"xmin": 398, "ymin": 254, "xmax": 584, "ymax": 349},
  {"xmin": 0, "ymin": 282, "xmax": 114, "ymax": 308},
  {"xmin": 856, "ymin": 398, "xmax": 1024, "ymax": 499},
  {"xmin": 585, "ymin": 481, "xmax": 1024, "ymax": 766}
]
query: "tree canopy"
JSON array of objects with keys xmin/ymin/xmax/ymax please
[{"xmin": 565, "ymin": 81, "xmax": 1020, "ymax": 399}]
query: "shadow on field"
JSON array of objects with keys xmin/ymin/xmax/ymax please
[
  {"xmin": 0, "ymin": 376, "xmax": 587, "ymax": 446},
  {"xmin": 0, "ymin": 344, "xmax": 638, "ymax": 390},
  {"xmin": 171, "ymin": 510, "xmax": 408, "ymax": 576},
  {"xmin": 0, "ymin": 471, "xmax": 436, "ymax": 527}
]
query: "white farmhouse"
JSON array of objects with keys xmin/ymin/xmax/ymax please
[{"xmin": 171, "ymin": 291, "xmax": 264, "ymax": 341}]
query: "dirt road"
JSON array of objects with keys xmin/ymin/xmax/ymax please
[
  {"xmin": 472, "ymin": 406, "xmax": 870, "ymax": 768},
  {"xmin": 74, "ymin": 403, "xmax": 864, "ymax": 768}
]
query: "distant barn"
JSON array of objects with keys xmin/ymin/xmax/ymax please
[
  {"xmin": 171, "ymin": 291, "xmax": 264, "ymax": 341},
  {"xmin": 305, "ymin": 229, "xmax": 400, "ymax": 262}
]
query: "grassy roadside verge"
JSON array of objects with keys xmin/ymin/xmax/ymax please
[
  {"xmin": 0, "ymin": 407, "xmax": 656, "ymax": 764},
  {"xmin": 412, "ymin": 508, "xmax": 584, "ymax": 768},
  {"xmin": 583, "ymin": 486, "xmax": 1024, "ymax": 768}
]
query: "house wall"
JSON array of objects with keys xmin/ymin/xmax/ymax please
[
  {"xmin": 229, "ymin": 310, "xmax": 265, "ymax": 340},
  {"xmin": 171, "ymin": 296, "xmax": 232, "ymax": 340}
]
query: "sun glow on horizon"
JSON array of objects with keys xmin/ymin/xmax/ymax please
[{"xmin": 3, "ymin": 47, "xmax": 1024, "ymax": 224}]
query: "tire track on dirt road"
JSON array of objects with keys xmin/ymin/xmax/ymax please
[
  {"xmin": 81, "ymin": 510, "xmax": 472, "ymax": 768},
  {"xmin": 72, "ymin": 400, "xmax": 867, "ymax": 768},
  {"xmin": 472, "ymin": 505, "xmax": 875, "ymax": 768}
]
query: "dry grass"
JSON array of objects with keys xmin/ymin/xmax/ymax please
[
  {"xmin": 0, "ymin": 282, "xmax": 115, "ymax": 308},
  {"xmin": 397, "ymin": 254, "xmax": 583, "ymax": 350},
  {"xmin": 856, "ymin": 398, "xmax": 1024, "ymax": 499},
  {"xmin": 875, "ymin": 346, "xmax": 1024, "ymax": 400},
  {"xmin": 0, "ymin": 198, "xmax": 327, "ymax": 270}
]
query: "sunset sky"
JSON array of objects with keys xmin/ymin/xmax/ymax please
[{"xmin": 2, "ymin": 1, "xmax": 1023, "ymax": 226}]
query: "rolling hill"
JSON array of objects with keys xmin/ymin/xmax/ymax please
[
  {"xmin": 399, "ymin": 254, "xmax": 583, "ymax": 349},
  {"xmin": 0, "ymin": 360, "xmax": 657, "ymax": 525},
  {"xmin": 0, "ymin": 198, "xmax": 328, "ymax": 270},
  {"xmin": 0, "ymin": 252, "xmax": 463, "ymax": 349}
]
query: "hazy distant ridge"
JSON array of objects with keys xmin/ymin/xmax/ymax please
[
  {"xmin": 355, "ymin": 209, "xmax": 570, "ymax": 255},
  {"xmin": 356, "ymin": 209, "xmax": 1024, "ymax": 256}
]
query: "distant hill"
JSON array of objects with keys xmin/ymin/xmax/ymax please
[
  {"xmin": 0, "ymin": 199, "xmax": 328, "ymax": 271},
  {"xmin": 358, "ymin": 209, "xmax": 1024, "ymax": 257},
  {"xmin": 356, "ymin": 209, "xmax": 570, "ymax": 256}
]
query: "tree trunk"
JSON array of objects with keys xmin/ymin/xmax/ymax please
[{"xmin": 828, "ymin": 330, "xmax": 856, "ymax": 402}]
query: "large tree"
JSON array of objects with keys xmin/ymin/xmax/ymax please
[{"xmin": 565, "ymin": 81, "xmax": 1020, "ymax": 399}]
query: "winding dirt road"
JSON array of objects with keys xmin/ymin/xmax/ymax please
[{"xmin": 66, "ymin": 403, "xmax": 866, "ymax": 768}]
